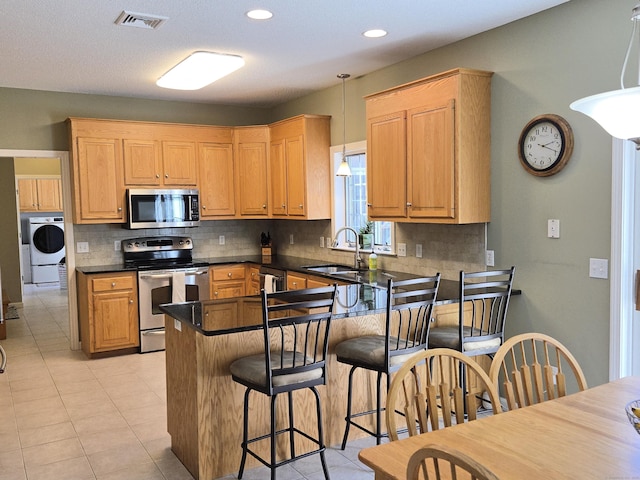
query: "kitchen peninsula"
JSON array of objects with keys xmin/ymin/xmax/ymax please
[{"xmin": 159, "ymin": 265, "xmax": 508, "ymax": 480}]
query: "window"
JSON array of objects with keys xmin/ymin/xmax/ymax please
[{"xmin": 332, "ymin": 141, "xmax": 394, "ymax": 253}]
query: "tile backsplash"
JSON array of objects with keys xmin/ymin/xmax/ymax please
[{"xmin": 73, "ymin": 219, "xmax": 486, "ymax": 280}]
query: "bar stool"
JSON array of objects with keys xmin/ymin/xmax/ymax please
[
  {"xmin": 335, "ymin": 274, "xmax": 441, "ymax": 447},
  {"xmin": 229, "ymin": 285, "xmax": 337, "ymax": 480}
]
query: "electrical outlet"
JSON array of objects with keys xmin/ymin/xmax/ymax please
[
  {"xmin": 76, "ymin": 241, "xmax": 89, "ymax": 253},
  {"xmin": 319, "ymin": 236, "xmax": 324, "ymax": 248},
  {"xmin": 486, "ymin": 250, "xmax": 495, "ymax": 267},
  {"xmin": 219, "ymin": 235, "xmax": 225, "ymax": 245},
  {"xmin": 326, "ymin": 237, "xmax": 332, "ymax": 248},
  {"xmin": 397, "ymin": 243, "xmax": 407, "ymax": 257},
  {"xmin": 416, "ymin": 244, "xmax": 423, "ymax": 258},
  {"xmin": 114, "ymin": 240, "xmax": 121, "ymax": 251},
  {"xmin": 290, "ymin": 234, "xmax": 294, "ymax": 245}
]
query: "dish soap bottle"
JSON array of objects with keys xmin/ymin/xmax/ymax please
[{"xmin": 368, "ymin": 252, "xmax": 377, "ymax": 271}]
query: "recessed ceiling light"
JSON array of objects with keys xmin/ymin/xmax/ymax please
[
  {"xmin": 363, "ymin": 29, "xmax": 388, "ymax": 38},
  {"xmin": 246, "ymin": 9, "xmax": 273, "ymax": 20},
  {"xmin": 156, "ymin": 51, "xmax": 245, "ymax": 90}
]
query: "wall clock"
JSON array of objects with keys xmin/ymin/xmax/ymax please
[{"xmin": 518, "ymin": 114, "xmax": 574, "ymax": 177}]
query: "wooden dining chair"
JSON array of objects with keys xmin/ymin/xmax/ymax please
[
  {"xmin": 488, "ymin": 332, "xmax": 587, "ymax": 411},
  {"xmin": 407, "ymin": 444, "xmax": 500, "ymax": 480},
  {"xmin": 386, "ymin": 348, "xmax": 502, "ymax": 441}
]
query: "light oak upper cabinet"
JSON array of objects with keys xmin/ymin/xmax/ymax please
[
  {"xmin": 18, "ymin": 178, "xmax": 62, "ymax": 212},
  {"xmin": 123, "ymin": 139, "xmax": 161, "ymax": 185},
  {"xmin": 199, "ymin": 132, "xmax": 235, "ymax": 218},
  {"xmin": 234, "ymin": 126, "xmax": 269, "ymax": 217},
  {"xmin": 72, "ymin": 134, "xmax": 125, "ymax": 223},
  {"xmin": 366, "ymin": 68, "xmax": 493, "ymax": 224},
  {"xmin": 269, "ymin": 115, "xmax": 331, "ymax": 219},
  {"xmin": 162, "ymin": 141, "xmax": 197, "ymax": 186}
]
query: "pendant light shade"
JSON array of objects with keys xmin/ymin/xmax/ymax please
[
  {"xmin": 570, "ymin": 4, "xmax": 640, "ymax": 148},
  {"xmin": 336, "ymin": 73, "xmax": 352, "ymax": 177}
]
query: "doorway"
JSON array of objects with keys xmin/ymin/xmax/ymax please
[{"xmin": 0, "ymin": 149, "xmax": 79, "ymax": 351}]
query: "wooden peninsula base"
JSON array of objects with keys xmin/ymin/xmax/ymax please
[{"xmin": 164, "ymin": 306, "xmax": 386, "ymax": 480}]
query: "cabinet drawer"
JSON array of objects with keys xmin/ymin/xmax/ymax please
[
  {"xmin": 211, "ymin": 265, "xmax": 246, "ymax": 281},
  {"xmin": 211, "ymin": 281, "xmax": 246, "ymax": 299},
  {"xmin": 92, "ymin": 275, "xmax": 135, "ymax": 292}
]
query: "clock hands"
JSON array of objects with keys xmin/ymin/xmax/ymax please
[{"xmin": 538, "ymin": 140, "xmax": 558, "ymax": 155}]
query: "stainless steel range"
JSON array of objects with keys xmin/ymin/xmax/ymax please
[{"xmin": 123, "ymin": 236, "xmax": 209, "ymax": 353}]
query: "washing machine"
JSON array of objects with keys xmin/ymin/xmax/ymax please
[{"xmin": 29, "ymin": 216, "xmax": 65, "ymax": 284}]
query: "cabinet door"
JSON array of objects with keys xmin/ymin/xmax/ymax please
[
  {"xmin": 92, "ymin": 290, "xmax": 138, "ymax": 351},
  {"xmin": 269, "ymin": 139, "xmax": 288, "ymax": 216},
  {"xmin": 367, "ymin": 112, "xmax": 407, "ymax": 218},
  {"xmin": 123, "ymin": 139, "xmax": 162, "ymax": 186},
  {"xmin": 162, "ymin": 141, "xmax": 197, "ymax": 185},
  {"xmin": 407, "ymin": 101, "xmax": 455, "ymax": 218},
  {"xmin": 17, "ymin": 178, "xmax": 38, "ymax": 211},
  {"xmin": 285, "ymin": 135, "xmax": 306, "ymax": 217},
  {"xmin": 76, "ymin": 137, "xmax": 124, "ymax": 221},
  {"xmin": 211, "ymin": 281, "xmax": 246, "ymax": 299},
  {"xmin": 37, "ymin": 178, "xmax": 62, "ymax": 211},
  {"xmin": 199, "ymin": 142, "xmax": 235, "ymax": 217},
  {"xmin": 237, "ymin": 140, "xmax": 269, "ymax": 216},
  {"xmin": 246, "ymin": 265, "xmax": 261, "ymax": 296}
]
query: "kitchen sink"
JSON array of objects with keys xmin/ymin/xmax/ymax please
[{"xmin": 303, "ymin": 264, "xmax": 355, "ymax": 274}]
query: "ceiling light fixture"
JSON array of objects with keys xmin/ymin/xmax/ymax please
[
  {"xmin": 156, "ymin": 51, "xmax": 245, "ymax": 90},
  {"xmin": 336, "ymin": 73, "xmax": 352, "ymax": 177},
  {"xmin": 570, "ymin": 3, "xmax": 640, "ymax": 148},
  {"xmin": 246, "ymin": 9, "xmax": 273, "ymax": 20},
  {"xmin": 363, "ymin": 29, "xmax": 387, "ymax": 38}
]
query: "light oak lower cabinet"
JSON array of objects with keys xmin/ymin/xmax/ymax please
[
  {"xmin": 210, "ymin": 265, "xmax": 246, "ymax": 299},
  {"xmin": 77, "ymin": 271, "xmax": 139, "ymax": 357},
  {"xmin": 246, "ymin": 264, "xmax": 261, "ymax": 296}
]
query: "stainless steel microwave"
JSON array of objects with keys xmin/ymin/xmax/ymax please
[{"xmin": 125, "ymin": 189, "xmax": 200, "ymax": 229}]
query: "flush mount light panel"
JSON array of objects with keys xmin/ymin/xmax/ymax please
[
  {"xmin": 363, "ymin": 29, "xmax": 388, "ymax": 38},
  {"xmin": 156, "ymin": 51, "xmax": 245, "ymax": 90},
  {"xmin": 246, "ymin": 9, "xmax": 273, "ymax": 20}
]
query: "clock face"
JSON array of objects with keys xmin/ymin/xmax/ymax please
[
  {"xmin": 518, "ymin": 114, "xmax": 574, "ymax": 177},
  {"xmin": 522, "ymin": 121, "xmax": 564, "ymax": 170}
]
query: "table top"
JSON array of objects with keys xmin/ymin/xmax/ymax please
[{"xmin": 359, "ymin": 375, "xmax": 640, "ymax": 479}]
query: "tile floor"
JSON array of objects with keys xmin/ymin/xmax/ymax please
[{"xmin": 0, "ymin": 284, "xmax": 376, "ymax": 480}]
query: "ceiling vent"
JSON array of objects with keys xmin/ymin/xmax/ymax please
[{"xmin": 115, "ymin": 11, "xmax": 168, "ymax": 30}]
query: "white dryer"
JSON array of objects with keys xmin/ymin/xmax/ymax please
[{"xmin": 29, "ymin": 216, "xmax": 65, "ymax": 284}]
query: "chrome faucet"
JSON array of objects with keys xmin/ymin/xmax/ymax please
[{"xmin": 333, "ymin": 226, "xmax": 363, "ymax": 269}]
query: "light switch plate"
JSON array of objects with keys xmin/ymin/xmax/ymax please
[
  {"xmin": 290, "ymin": 234, "xmax": 294, "ymax": 245},
  {"xmin": 76, "ymin": 241, "xmax": 89, "ymax": 253},
  {"xmin": 319, "ymin": 236, "xmax": 324, "ymax": 248},
  {"xmin": 114, "ymin": 240, "xmax": 121, "ymax": 251},
  {"xmin": 397, "ymin": 243, "xmax": 407, "ymax": 257},
  {"xmin": 589, "ymin": 258, "xmax": 608, "ymax": 279},
  {"xmin": 416, "ymin": 244, "xmax": 423, "ymax": 258},
  {"xmin": 219, "ymin": 235, "xmax": 225, "ymax": 245},
  {"xmin": 548, "ymin": 219, "xmax": 560, "ymax": 238},
  {"xmin": 486, "ymin": 250, "xmax": 495, "ymax": 267}
]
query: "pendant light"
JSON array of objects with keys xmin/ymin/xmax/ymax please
[
  {"xmin": 336, "ymin": 73, "xmax": 352, "ymax": 176},
  {"xmin": 570, "ymin": 4, "xmax": 640, "ymax": 148}
]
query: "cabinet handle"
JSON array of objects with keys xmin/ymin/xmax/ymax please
[
  {"xmin": 281, "ymin": 204, "xmax": 286, "ymax": 208},
  {"xmin": 214, "ymin": 291, "xmax": 218, "ymax": 296},
  {"xmin": 227, "ymin": 272, "xmax": 232, "ymax": 278},
  {"xmin": 129, "ymin": 299, "xmax": 134, "ymax": 304},
  {"xmin": 156, "ymin": 174, "xmax": 160, "ymax": 178},
  {"xmin": 262, "ymin": 204, "xmax": 267, "ymax": 209},
  {"xmin": 298, "ymin": 204, "xmax": 303, "ymax": 209},
  {"xmin": 407, "ymin": 202, "xmax": 412, "ymax": 207},
  {"xmin": 118, "ymin": 207, "xmax": 122, "ymax": 211},
  {"xmin": 367, "ymin": 203, "xmax": 372, "ymax": 207},
  {"xmin": 202, "ymin": 205, "xmax": 207, "ymax": 210},
  {"xmin": 111, "ymin": 282, "xmax": 116, "ymax": 287},
  {"xmin": 165, "ymin": 174, "xmax": 169, "ymax": 178}
]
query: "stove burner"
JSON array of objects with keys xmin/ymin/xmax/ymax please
[{"xmin": 122, "ymin": 236, "xmax": 198, "ymax": 270}]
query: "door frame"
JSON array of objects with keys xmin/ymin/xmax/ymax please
[
  {"xmin": 610, "ymin": 139, "xmax": 636, "ymax": 379},
  {"xmin": 1, "ymin": 149, "xmax": 80, "ymax": 351}
]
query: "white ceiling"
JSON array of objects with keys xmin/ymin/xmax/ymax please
[{"xmin": 0, "ymin": 0, "xmax": 568, "ymax": 108}]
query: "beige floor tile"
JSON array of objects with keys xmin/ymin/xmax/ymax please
[
  {"xmin": 119, "ymin": 403, "xmax": 167, "ymax": 427},
  {"xmin": 60, "ymin": 387, "xmax": 111, "ymax": 408},
  {"xmin": 15, "ymin": 406, "xmax": 70, "ymax": 430},
  {"xmin": 154, "ymin": 455, "xmax": 197, "ymax": 480},
  {"xmin": 10, "ymin": 384, "xmax": 59, "ymax": 404},
  {"xmin": 87, "ymin": 442, "xmax": 153, "ymax": 477},
  {"xmin": 72, "ymin": 412, "xmax": 129, "ymax": 436},
  {"xmin": 95, "ymin": 460, "xmax": 164, "ymax": 480},
  {"xmin": 55, "ymin": 378, "xmax": 102, "ymax": 396},
  {"xmin": 19, "ymin": 421, "xmax": 77, "ymax": 448},
  {"xmin": 22, "ymin": 437, "xmax": 85, "ymax": 468},
  {"xmin": 65, "ymin": 399, "xmax": 119, "ymax": 422},
  {"xmin": 14, "ymin": 395, "xmax": 65, "ymax": 419},
  {"xmin": 79, "ymin": 425, "xmax": 140, "ymax": 455},
  {"xmin": 24, "ymin": 456, "xmax": 94, "ymax": 480},
  {"xmin": 131, "ymin": 419, "xmax": 171, "ymax": 444},
  {"xmin": 109, "ymin": 390, "xmax": 163, "ymax": 411}
]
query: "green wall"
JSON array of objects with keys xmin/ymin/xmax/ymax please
[
  {"xmin": 0, "ymin": 0, "xmax": 626, "ymax": 385},
  {"xmin": 0, "ymin": 159, "xmax": 19, "ymax": 303}
]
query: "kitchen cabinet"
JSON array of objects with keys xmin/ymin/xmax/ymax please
[
  {"xmin": 210, "ymin": 264, "xmax": 246, "ymax": 299},
  {"xmin": 287, "ymin": 272, "xmax": 307, "ymax": 290},
  {"xmin": 72, "ymin": 136, "xmax": 125, "ymax": 223},
  {"xmin": 235, "ymin": 126, "xmax": 270, "ymax": 217},
  {"xmin": 77, "ymin": 271, "xmax": 139, "ymax": 357},
  {"xmin": 199, "ymin": 140, "xmax": 235, "ymax": 218},
  {"xmin": 123, "ymin": 139, "xmax": 198, "ymax": 187},
  {"xmin": 269, "ymin": 115, "xmax": 331, "ymax": 219},
  {"xmin": 17, "ymin": 177, "xmax": 62, "ymax": 212},
  {"xmin": 365, "ymin": 68, "xmax": 493, "ymax": 224},
  {"xmin": 246, "ymin": 264, "xmax": 261, "ymax": 296}
]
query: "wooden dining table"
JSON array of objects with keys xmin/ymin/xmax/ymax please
[{"xmin": 359, "ymin": 375, "xmax": 640, "ymax": 479}]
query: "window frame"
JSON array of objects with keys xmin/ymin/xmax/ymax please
[{"xmin": 330, "ymin": 140, "xmax": 395, "ymax": 254}]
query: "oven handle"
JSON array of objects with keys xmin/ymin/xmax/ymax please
[
  {"xmin": 139, "ymin": 270, "xmax": 208, "ymax": 279},
  {"xmin": 142, "ymin": 329, "xmax": 166, "ymax": 336}
]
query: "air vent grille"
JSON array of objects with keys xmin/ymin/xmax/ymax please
[{"xmin": 115, "ymin": 11, "xmax": 168, "ymax": 30}]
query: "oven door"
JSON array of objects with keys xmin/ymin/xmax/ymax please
[{"xmin": 137, "ymin": 266, "xmax": 210, "ymax": 352}]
